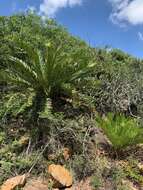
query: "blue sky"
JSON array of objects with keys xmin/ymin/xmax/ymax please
[{"xmin": 1, "ymin": 0, "xmax": 143, "ymax": 58}]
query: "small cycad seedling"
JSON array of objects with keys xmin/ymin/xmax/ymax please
[{"xmin": 96, "ymin": 113, "xmax": 143, "ymax": 150}]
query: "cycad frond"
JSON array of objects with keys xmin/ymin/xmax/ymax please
[
  {"xmin": 8, "ymin": 56, "xmax": 39, "ymax": 87},
  {"xmin": 0, "ymin": 70, "xmax": 31, "ymax": 87},
  {"xmin": 15, "ymin": 42, "xmax": 45, "ymax": 81}
]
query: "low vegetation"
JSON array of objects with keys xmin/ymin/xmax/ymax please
[{"xmin": 97, "ymin": 113, "xmax": 143, "ymax": 150}]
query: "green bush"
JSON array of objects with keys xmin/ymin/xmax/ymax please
[{"xmin": 96, "ymin": 113, "xmax": 143, "ymax": 150}]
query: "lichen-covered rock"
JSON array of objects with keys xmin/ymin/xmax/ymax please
[{"xmin": 48, "ymin": 164, "xmax": 73, "ymax": 188}]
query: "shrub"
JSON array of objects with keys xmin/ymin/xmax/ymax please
[{"xmin": 96, "ymin": 113, "xmax": 143, "ymax": 150}]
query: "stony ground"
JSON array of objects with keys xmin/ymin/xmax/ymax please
[{"xmin": 1, "ymin": 124, "xmax": 143, "ymax": 190}]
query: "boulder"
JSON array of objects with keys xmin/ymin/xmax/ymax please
[
  {"xmin": 48, "ymin": 164, "xmax": 72, "ymax": 188},
  {"xmin": 1, "ymin": 174, "xmax": 26, "ymax": 190}
]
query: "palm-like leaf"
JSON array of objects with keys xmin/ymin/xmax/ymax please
[
  {"xmin": 1, "ymin": 42, "xmax": 96, "ymax": 95},
  {"xmin": 0, "ymin": 41, "xmax": 96, "ymax": 119}
]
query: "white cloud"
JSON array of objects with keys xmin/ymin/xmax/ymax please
[
  {"xmin": 138, "ymin": 32, "xmax": 143, "ymax": 41},
  {"xmin": 39, "ymin": 0, "xmax": 82, "ymax": 17},
  {"xmin": 109, "ymin": 0, "xmax": 143, "ymax": 26}
]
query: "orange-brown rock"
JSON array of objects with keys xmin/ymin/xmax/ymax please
[
  {"xmin": 48, "ymin": 164, "xmax": 73, "ymax": 188},
  {"xmin": 1, "ymin": 174, "xmax": 26, "ymax": 190}
]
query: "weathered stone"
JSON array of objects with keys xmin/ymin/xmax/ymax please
[
  {"xmin": 1, "ymin": 174, "xmax": 26, "ymax": 190},
  {"xmin": 48, "ymin": 164, "xmax": 73, "ymax": 188}
]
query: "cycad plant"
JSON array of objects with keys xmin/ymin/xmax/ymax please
[
  {"xmin": 0, "ymin": 41, "xmax": 95, "ymax": 120},
  {"xmin": 96, "ymin": 113, "xmax": 143, "ymax": 150}
]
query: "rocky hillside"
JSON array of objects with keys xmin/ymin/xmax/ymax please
[{"xmin": 1, "ymin": 12, "xmax": 143, "ymax": 190}]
